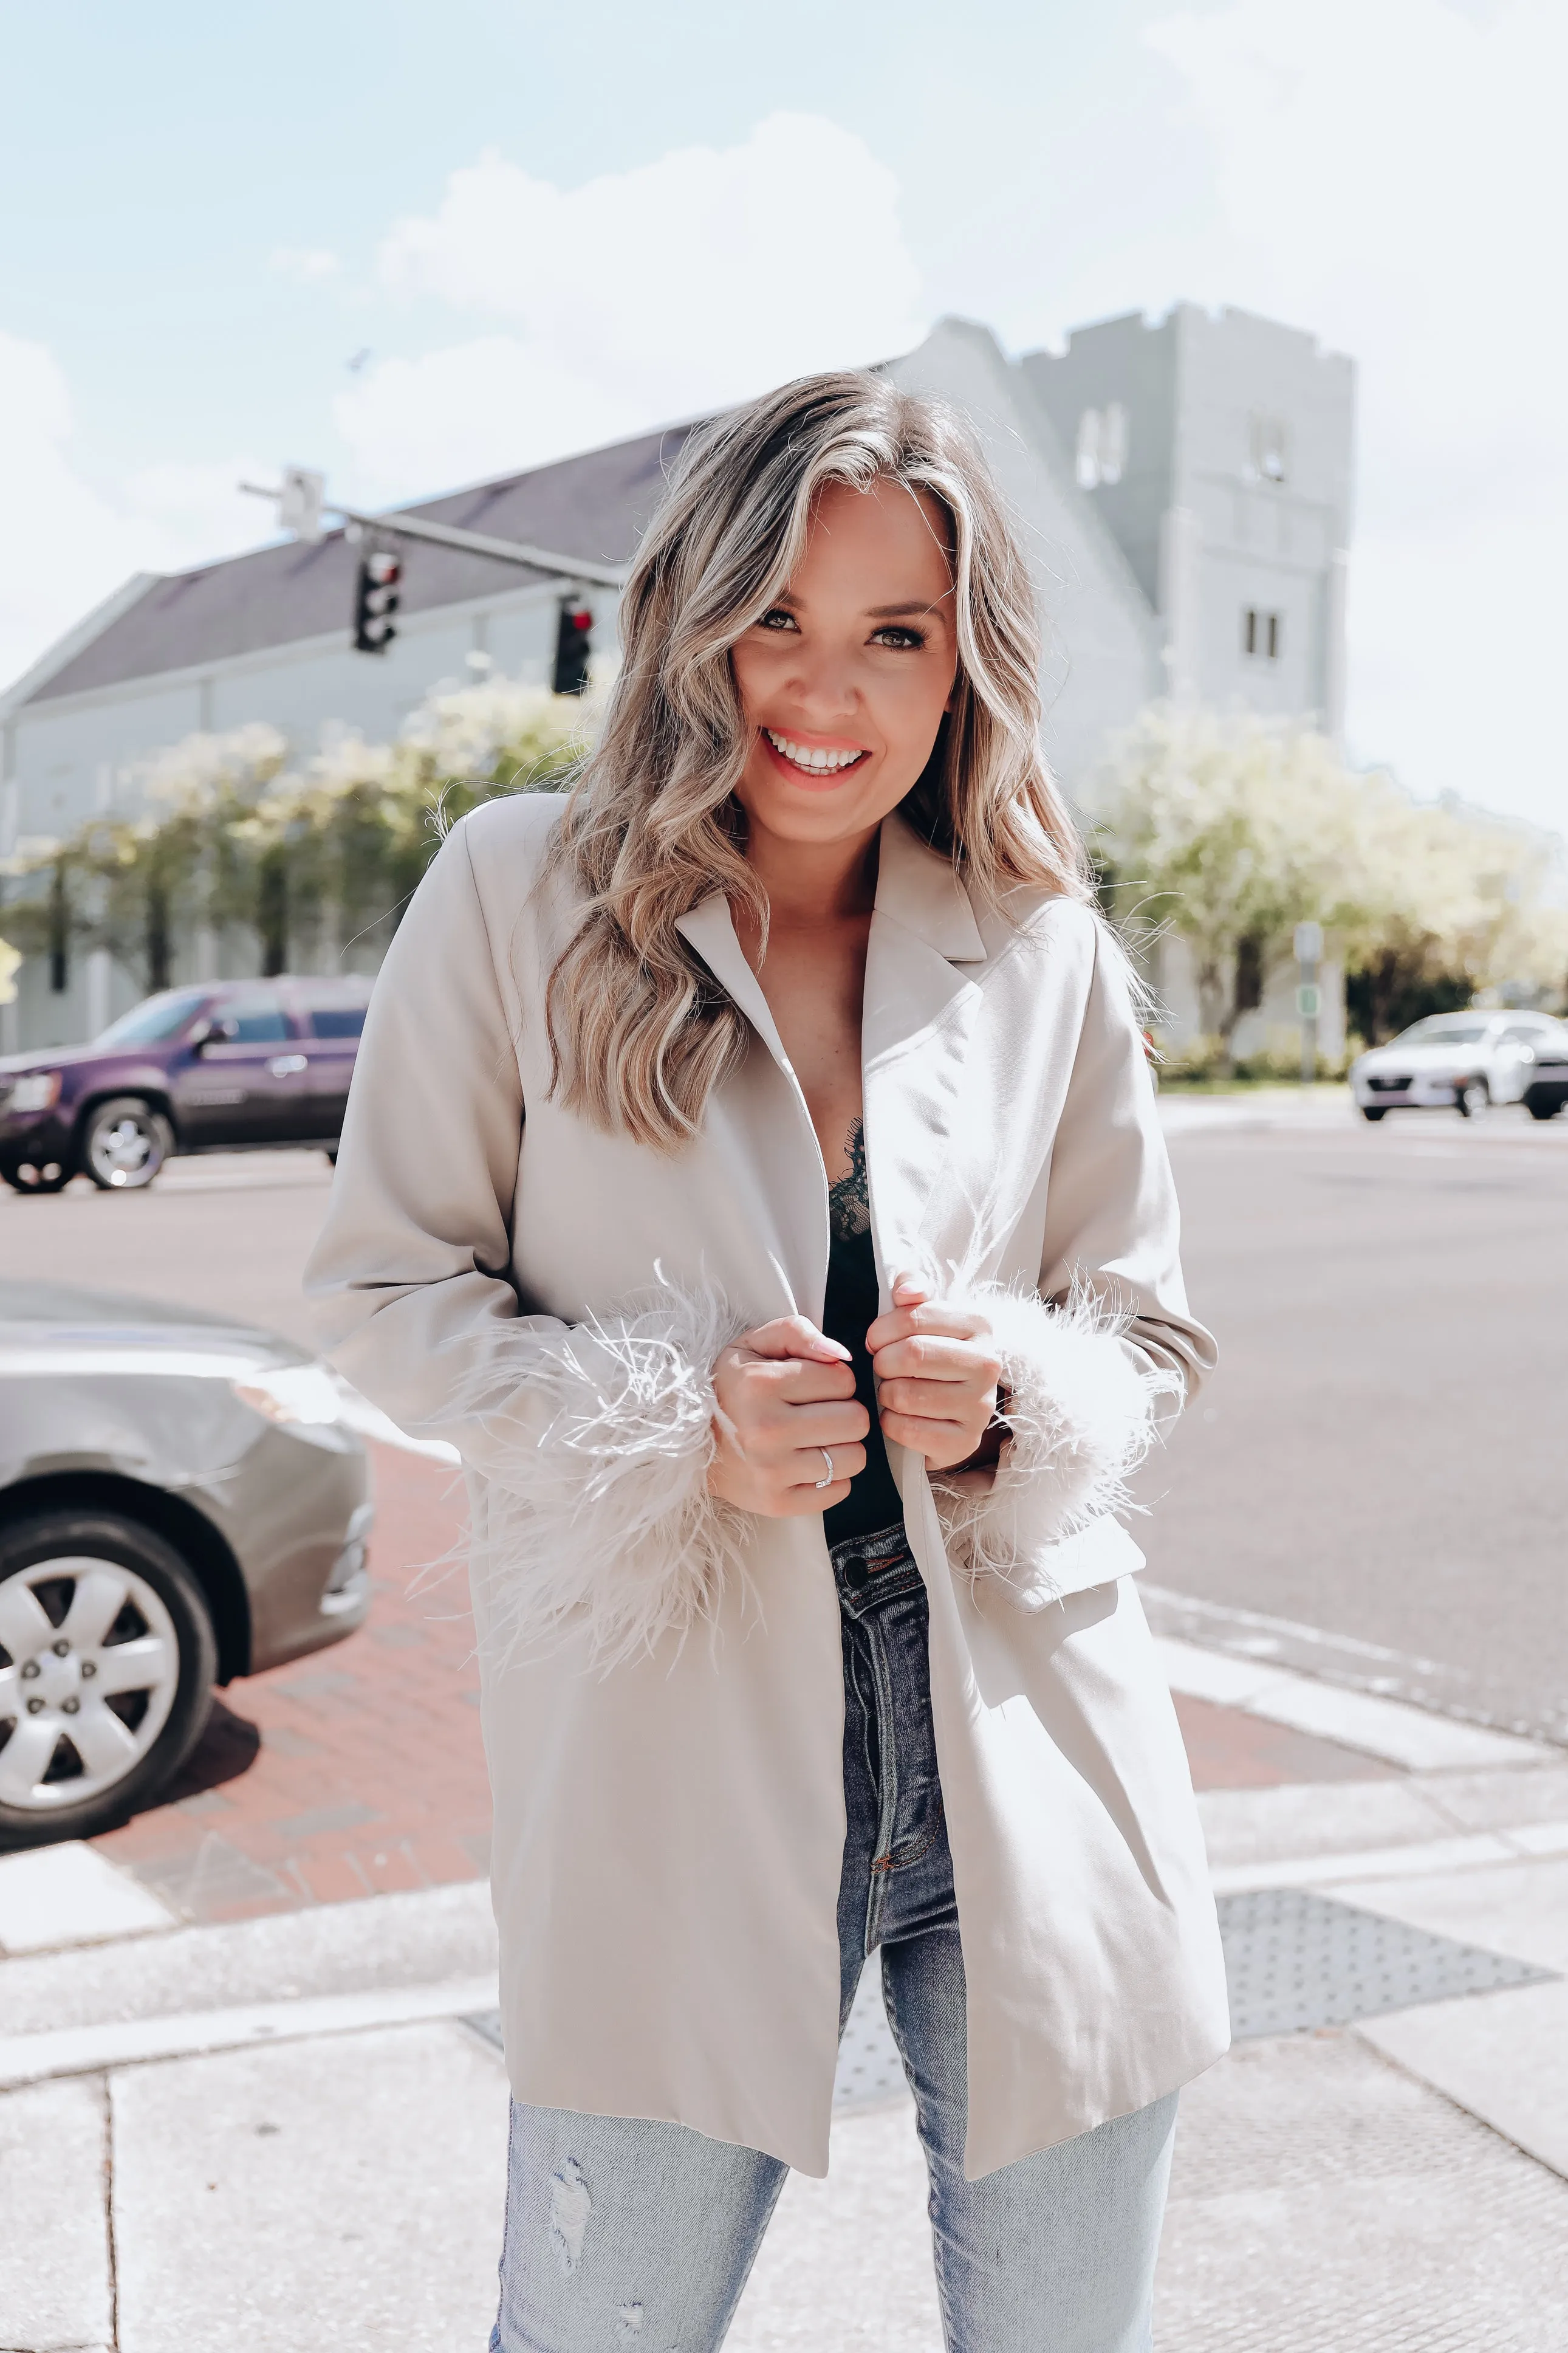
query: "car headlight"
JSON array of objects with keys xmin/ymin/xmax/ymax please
[
  {"xmin": 230, "ymin": 1363, "xmax": 348, "ymax": 1427},
  {"xmin": 9, "ymin": 1071, "xmax": 61, "ymax": 1114}
]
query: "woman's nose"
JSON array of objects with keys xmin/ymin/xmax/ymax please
[{"xmin": 779, "ymin": 643, "xmax": 861, "ymax": 725}]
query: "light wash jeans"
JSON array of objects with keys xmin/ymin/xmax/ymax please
[{"xmin": 491, "ymin": 1522, "xmax": 1178, "ymax": 2351}]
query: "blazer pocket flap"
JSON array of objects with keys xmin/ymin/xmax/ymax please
[{"xmin": 986, "ymin": 1515, "xmax": 1146, "ymax": 1612}]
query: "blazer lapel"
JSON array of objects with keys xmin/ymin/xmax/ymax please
[
  {"xmin": 860, "ymin": 816, "xmax": 987, "ymax": 1290},
  {"xmin": 676, "ymin": 820, "xmax": 989, "ymax": 1301},
  {"xmin": 675, "ymin": 896, "xmax": 792, "ymax": 1074}
]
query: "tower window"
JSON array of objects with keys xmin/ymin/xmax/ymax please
[
  {"xmin": 1249, "ymin": 413, "xmax": 1289, "ymax": 484},
  {"xmin": 1075, "ymin": 402, "xmax": 1128, "ymax": 489},
  {"xmin": 1243, "ymin": 608, "xmax": 1282, "ymax": 659}
]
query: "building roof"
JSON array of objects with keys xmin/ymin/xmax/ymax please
[{"xmin": 22, "ymin": 422, "xmax": 701, "ymax": 708}]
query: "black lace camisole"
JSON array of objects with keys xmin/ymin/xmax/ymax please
[{"xmin": 821, "ymin": 1118, "xmax": 905, "ymax": 1542}]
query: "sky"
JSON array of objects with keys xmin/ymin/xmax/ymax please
[{"xmin": 1, "ymin": 0, "xmax": 1563, "ymax": 832}]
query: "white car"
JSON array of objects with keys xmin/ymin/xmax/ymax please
[{"xmin": 1351, "ymin": 1012, "xmax": 1568, "ymax": 1122}]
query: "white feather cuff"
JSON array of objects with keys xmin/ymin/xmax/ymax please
[
  {"xmin": 933, "ymin": 1287, "xmax": 1180, "ymax": 1599},
  {"xmin": 458, "ymin": 1282, "xmax": 753, "ymax": 1669}
]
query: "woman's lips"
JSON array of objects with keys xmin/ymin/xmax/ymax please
[{"xmin": 759, "ymin": 728, "xmax": 871, "ymax": 787}]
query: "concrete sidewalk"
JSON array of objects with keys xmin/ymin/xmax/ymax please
[{"xmin": 4, "ymin": 1641, "xmax": 1568, "ymax": 2351}]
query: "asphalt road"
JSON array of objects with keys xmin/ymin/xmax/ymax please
[
  {"xmin": 4, "ymin": 1101, "xmax": 1565, "ymax": 1739},
  {"xmin": 1145, "ymin": 1105, "xmax": 1568, "ymax": 1741}
]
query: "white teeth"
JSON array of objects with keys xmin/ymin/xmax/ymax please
[{"xmin": 765, "ymin": 729, "xmax": 864, "ymax": 774}]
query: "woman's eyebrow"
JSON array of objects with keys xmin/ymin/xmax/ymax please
[{"xmin": 865, "ymin": 599, "xmax": 947, "ymax": 619}]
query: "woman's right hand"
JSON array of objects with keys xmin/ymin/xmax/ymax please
[{"xmin": 708, "ymin": 1317, "xmax": 869, "ymax": 1517}]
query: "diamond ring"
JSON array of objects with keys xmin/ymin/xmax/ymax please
[{"xmin": 814, "ymin": 1448, "xmax": 835, "ymax": 1490}]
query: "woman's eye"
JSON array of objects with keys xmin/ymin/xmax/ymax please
[
  {"xmin": 871, "ymin": 625, "xmax": 925, "ymax": 650},
  {"xmin": 757, "ymin": 608, "xmax": 799, "ymax": 633}
]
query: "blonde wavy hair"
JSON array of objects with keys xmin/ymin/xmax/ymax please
[{"xmin": 545, "ymin": 369, "xmax": 1092, "ymax": 1151}]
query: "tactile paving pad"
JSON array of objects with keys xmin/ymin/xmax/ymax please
[
  {"xmin": 833, "ymin": 1963, "xmax": 909, "ymax": 2110},
  {"xmin": 1218, "ymin": 1886, "xmax": 1554, "ymax": 2039},
  {"xmin": 463, "ymin": 1888, "xmax": 1557, "ymax": 2109}
]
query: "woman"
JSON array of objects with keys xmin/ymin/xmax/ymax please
[{"xmin": 306, "ymin": 372, "xmax": 1227, "ymax": 2351}]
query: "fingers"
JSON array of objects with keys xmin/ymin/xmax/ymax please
[
  {"xmin": 707, "ymin": 1434, "xmax": 867, "ymax": 1519},
  {"xmin": 870, "ymin": 1334, "xmax": 1001, "ymax": 1387},
  {"xmin": 758, "ymin": 1355, "xmax": 860, "ymax": 1404},
  {"xmin": 783, "ymin": 1400, "xmax": 872, "ymax": 1448},
  {"xmin": 740, "ymin": 1315, "xmax": 850, "ymax": 1365},
  {"xmin": 786, "ymin": 1439, "xmax": 869, "ymax": 1489},
  {"xmin": 875, "ymin": 1381, "xmax": 992, "ymax": 1426},
  {"xmin": 715, "ymin": 1348, "xmax": 857, "ymax": 1412},
  {"xmin": 877, "ymin": 1407, "xmax": 984, "ymax": 1468},
  {"xmin": 769, "ymin": 1478, "xmax": 855, "ymax": 1516},
  {"xmin": 865, "ymin": 1299, "xmax": 993, "ymax": 1354}
]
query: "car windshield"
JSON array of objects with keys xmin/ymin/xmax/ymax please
[
  {"xmin": 94, "ymin": 987, "xmax": 211, "ymax": 1047},
  {"xmin": 1395, "ymin": 1019, "xmax": 1490, "ymax": 1045},
  {"xmin": 305, "ymin": 1004, "xmax": 367, "ymax": 1039}
]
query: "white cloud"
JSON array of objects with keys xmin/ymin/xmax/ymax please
[
  {"xmin": 269, "ymin": 246, "xmax": 340, "ymax": 282},
  {"xmin": 335, "ymin": 114, "xmax": 926, "ymax": 498},
  {"xmin": 1145, "ymin": 0, "xmax": 1568, "ymax": 830},
  {"xmin": 0, "ymin": 331, "xmax": 265, "ymax": 695},
  {"xmin": 332, "ymin": 335, "xmax": 641, "ymax": 498},
  {"xmin": 122, "ymin": 458, "xmax": 272, "ymax": 552}
]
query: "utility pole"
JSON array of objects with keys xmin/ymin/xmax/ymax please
[{"xmin": 1294, "ymin": 920, "xmax": 1323, "ymax": 1085}]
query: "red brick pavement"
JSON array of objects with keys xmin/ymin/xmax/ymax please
[
  {"xmin": 1172, "ymin": 1692, "xmax": 1400, "ymax": 1789},
  {"xmin": 95, "ymin": 1444, "xmax": 490, "ymax": 1923},
  {"xmin": 93, "ymin": 1446, "xmax": 1400, "ymax": 1923}
]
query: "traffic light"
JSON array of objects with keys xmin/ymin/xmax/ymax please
[
  {"xmin": 552, "ymin": 600, "xmax": 593, "ymax": 696},
  {"xmin": 354, "ymin": 548, "xmax": 402, "ymax": 654}
]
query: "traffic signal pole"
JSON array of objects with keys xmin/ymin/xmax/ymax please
[
  {"xmin": 240, "ymin": 479, "xmax": 627, "ymax": 589},
  {"xmin": 332, "ymin": 503, "xmax": 627, "ymax": 590}
]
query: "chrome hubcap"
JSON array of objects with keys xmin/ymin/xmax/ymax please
[
  {"xmin": 92, "ymin": 1118, "xmax": 156, "ymax": 1184},
  {"xmin": 0, "ymin": 1559, "xmax": 179, "ymax": 1809}
]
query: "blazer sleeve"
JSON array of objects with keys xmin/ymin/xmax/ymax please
[
  {"xmin": 934, "ymin": 914, "xmax": 1216, "ymax": 1598},
  {"xmin": 304, "ymin": 816, "xmax": 748, "ymax": 1667}
]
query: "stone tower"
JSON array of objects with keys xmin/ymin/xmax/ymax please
[{"xmin": 1024, "ymin": 304, "xmax": 1355, "ymax": 740}]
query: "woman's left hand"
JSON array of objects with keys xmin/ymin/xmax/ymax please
[{"xmin": 865, "ymin": 1275, "xmax": 1003, "ymax": 1472}]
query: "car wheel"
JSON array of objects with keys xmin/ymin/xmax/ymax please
[
  {"xmin": 1524, "ymin": 1091, "xmax": 1564, "ymax": 1122},
  {"xmin": 0, "ymin": 1508, "xmax": 217, "ymax": 1850},
  {"xmin": 0, "ymin": 1155, "xmax": 73, "ymax": 1194},
  {"xmin": 1456, "ymin": 1077, "xmax": 1489, "ymax": 1118},
  {"xmin": 1360, "ymin": 1107, "xmax": 1386, "ymax": 1122},
  {"xmin": 81, "ymin": 1097, "xmax": 174, "ymax": 1190}
]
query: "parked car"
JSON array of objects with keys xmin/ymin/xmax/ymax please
[
  {"xmin": 0, "ymin": 1277, "xmax": 371, "ymax": 1847},
  {"xmin": 0, "ymin": 974, "xmax": 372, "ymax": 1194},
  {"xmin": 1350, "ymin": 1011, "xmax": 1568, "ymax": 1122}
]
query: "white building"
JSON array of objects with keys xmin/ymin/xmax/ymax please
[{"xmin": 1, "ymin": 306, "xmax": 1354, "ymax": 1054}]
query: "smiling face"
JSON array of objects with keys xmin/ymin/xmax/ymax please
[{"xmin": 728, "ymin": 476, "xmax": 959, "ymax": 857}]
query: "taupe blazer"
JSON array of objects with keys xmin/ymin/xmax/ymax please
[{"xmin": 305, "ymin": 793, "xmax": 1228, "ymax": 2179}]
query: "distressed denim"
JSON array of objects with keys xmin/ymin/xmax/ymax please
[{"xmin": 490, "ymin": 1522, "xmax": 1178, "ymax": 2352}]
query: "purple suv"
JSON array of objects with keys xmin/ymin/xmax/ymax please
[{"xmin": 0, "ymin": 975, "xmax": 372, "ymax": 1194}]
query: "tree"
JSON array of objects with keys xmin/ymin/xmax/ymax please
[
  {"xmin": 1096, "ymin": 706, "xmax": 1568, "ymax": 1056},
  {"xmin": 1095, "ymin": 707, "xmax": 1382, "ymax": 1059},
  {"xmin": 0, "ymin": 674, "xmax": 597, "ymax": 996},
  {"xmin": 1344, "ymin": 784, "xmax": 1568, "ymax": 1039},
  {"xmin": 239, "ymin": 673, "xmax": 594, "ymax": 965}
]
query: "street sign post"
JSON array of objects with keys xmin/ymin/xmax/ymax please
[{"xmin": 1293, "ymin": 920, "xmax": 1324, "ymax": 1084}]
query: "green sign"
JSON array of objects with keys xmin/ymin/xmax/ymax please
[{"xmin": 1296, "ymin": 984, "xmax": 1321, "ymax": 1019}]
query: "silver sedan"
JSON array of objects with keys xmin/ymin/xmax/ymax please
[
  {"xmin": 0, "ymin": 1279, "xmax": 371, "ymax": 1848},
  {"xmin": 1351, "ymin": 1012, "xmax": 1568, "ymax": 1122}
]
